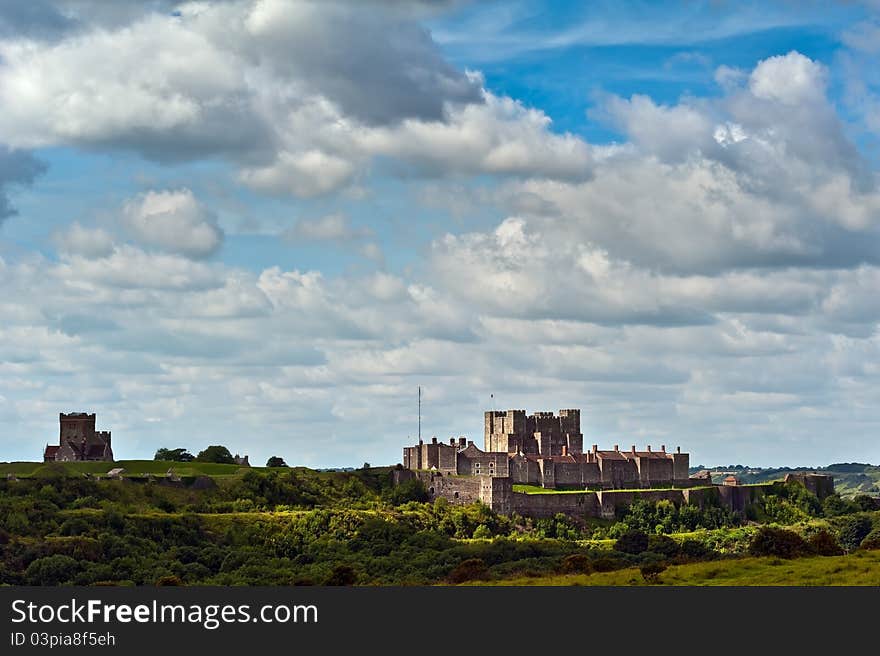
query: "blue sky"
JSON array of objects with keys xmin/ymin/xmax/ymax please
[{"xmin": 1, "ymin": 0, "xmax": 880, "ymax": 468}]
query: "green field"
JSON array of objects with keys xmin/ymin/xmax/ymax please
[
  {"xmin": 469, "ymin": 550, "xmax": 880, "ymax": 586},
  {"xmin": 0, "ymin": 460, "xmax": 320, "ymax": 478}
]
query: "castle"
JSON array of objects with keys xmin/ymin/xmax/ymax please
[
  {"xmin": 43, "ymin": 412, "xmax": 114, "ymax": 462},
  {"xmin": 403, "ymin": 409, "xmax": 690, "ymax": 489},
  {"xmin": 398, "ymin": 407, "xmax": 833, "ymax": 519}
]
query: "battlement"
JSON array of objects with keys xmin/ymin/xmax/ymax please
[{"xmin": 485, "ymin": 408, "xmax": 583, "ymax": 456}]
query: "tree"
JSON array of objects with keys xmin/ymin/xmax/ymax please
[
  {"xmin": 195, "ymin": 445, "xmax": 235, "ymax": 464},
  {"xmin": 154, "ymin": 447, "xmax": 194, "ymax": 462},
  {"xmin": 838, "ymin": 515, "xmax": 873, "ymax": 551},
  {"xmin": 266, "ymin": 456, "xmax": 288, "ymax": 468}
]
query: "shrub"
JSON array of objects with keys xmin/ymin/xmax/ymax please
[
  {"xmin": 447, "ymin": 558, "xmax": 489, "ymax": 584},
  {"xmin": 591, "ymin": 557, "xmax": 621, "ymax": 573},
  {"xmin": 859, "ymin": 529, "xmax": 880, "ymax": 551},
  {"xmin": 472, "ymin": 525, "xmax": 492, "ymax": 539},
  {"xmin": 838, "ymin": 515, "xmax": 873, "ymax": 551},
  {"xmin": 614, "ymin": 529, "xmax": 649, "ymax": 555},
  {"xmin": 680, "ymin": 539, "xmax": 710, "ymax": 559},
  {"xmin": 561, "ymin": 554, "xmax": 592, "ymax": 574},
  {"xmin": 806, "ymin": 529, "xmax": 843, "ymax": 556},
  {"xmin": 156, "ymin": 575, "xmax": 183, "ymax": 586},
  {"xmin": 325, "ymin": 565, "xmax": 358, "ymax": 586},
  {"xmin": 748, "ymin": 526, "xmax": 807, "ymax": 559},
  {"xmin": 640, "ymin": 560, "xmax": 667, "ymax": 584},
  {"xmin": 647, "ymin": 534, "xmax": 680, "ymax": 558},
  {"xmin": 25, "ymin": 555, "xmax": 80, "ymax": 586}
]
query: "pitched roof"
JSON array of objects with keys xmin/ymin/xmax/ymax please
[{"xmin": 44, "ymin": 445, "xmax": 59, "ymax": 458}]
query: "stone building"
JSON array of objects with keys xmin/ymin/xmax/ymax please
[
  {"xmin": 402, "ymin": 408, "xmax": 690, "ymax": 490},
  {"xmin": 485, "ymin": 409, "xmax": 583, "ymax": 456},
  {"xmin": 43, "ymin": 412, "xmax": 114, "ymax": 462},
  {"xmin": 397, "ymin": 406, "xmax": 832, "ymax": 519}
]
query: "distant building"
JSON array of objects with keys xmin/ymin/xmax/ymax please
[
  {"xmin": 233, "ymin": 454, "xmax": 250, "ymax": 466},
  {"xmin": 722, "ymin": 475, "xmax": 740, "ymax": 486},
  {"xmin": 43, "ymin": 412, "xmax": 114, "ymax": 462}
]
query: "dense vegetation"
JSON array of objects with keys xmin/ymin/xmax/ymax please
[{"xmin": 1, "ymin": 464, "xmax": 879, "ymax": 586}]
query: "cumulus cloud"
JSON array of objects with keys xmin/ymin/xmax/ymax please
[
  {"xmin": 0, "ymin": 1, "xmax": 592, "ymax": 197},
  {"xmin": 513, "ymin": 51, "xmax": 880, "ymax": 274},
  {"xmin": 54, "ymin": 222, "xmax": 115, "ymax": 258},
  {"xmin": 122, "ymin": 189, "xmax": 223, "ymax": 258}
]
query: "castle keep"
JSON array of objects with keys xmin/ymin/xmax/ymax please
[{"xmin": 43, "ymin": 412, "xmax": 114, "ymax": 462}]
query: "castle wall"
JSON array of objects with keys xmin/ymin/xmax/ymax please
[
  {"xmin": 633, "ymin": 456, "xmax": 674, "ymax": 487},
  {"xmin": 457, "ymin": 447, "xmax": 508, "ymax": 477},
  {"xmin": 598, "ymin": 458, "xmax": 640, "ymax": 488},
  {"xmin": 511, "ymin": 491, "xmax": 599, "ymax": 519},
  {"xmin": 672, "ymin": 453, "xmax": 690, "ymax": 482},
  {"xmin": 716, "ymin": 484, "xmax": 768, "ymax": 513},
  {"xmin": 784, "ymin": 473, "xmax": 834, "ymax": 500},
  {"xmin": 553, "ymin": 461, "xmax": 601, "ymax": 488}
]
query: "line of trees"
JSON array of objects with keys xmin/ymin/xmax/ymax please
[{"xmin": 154, "ymin": 445, "xmax": 288, "ymax": 468}]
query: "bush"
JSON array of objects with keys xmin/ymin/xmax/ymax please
[
  {"xmin": 266, "ymin": 456, "xmax": 288, "ymax": 468},
  {"xmin": 748, "ymin": 526, "xmax": 807, "ymax": 559},
  {"xmin": 838, "ymin": 515, "xmax": 873, "ymax": 551},
  {"xmin": 647, "ymin": 534, "xmax": 680, "ymax": 558},
  {"xmin": 25, "ymin": 555, "xmax": 80, "ymax": 586},
  {"xmin": 640, "ymin": 559, "xmax": 667, "ymax": 584},
  {"xmin": 472, "ymin": 525, "xmax": 492, "ymax": 539},
  {"xmin": 859, "ymin": 529, "xmax": 880, "ymax": 551},
  {"xmin": 560, "ymin": 554, "xmax": 592, "ymax": 574},
  {"xmin": 614, "ymin": 530, "xmax": 649, "ymax": 555},
  {"xmin": 156, "ymin": 575, "xmax": 183, "ymax": 586},
  {"xmin": 806, "ymin": 529, "xmax": 843, "ymax": 556},
  {"xmin": 447, "ymin": 558, "xmax": 489, "ymax": 584},
  {"xmin": 591, "ymin": 557, "xmax": 621, "ymax": 573},
  {"xmin": 325, "ymin": 565, "xmax": 358, "ymax": 586},
  {"xmin": 680, "ymin": 539, "xmax": 710, "ymax": 559}
]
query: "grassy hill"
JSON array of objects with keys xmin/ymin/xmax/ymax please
[
  {"xmin": 471, "ymin": 550, "xmax": 880, "ymax": 586},
  {"xmin": 0, "ymin": 460, "xmax": 389, "ymax": 481}
]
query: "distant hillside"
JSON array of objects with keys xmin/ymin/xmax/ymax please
[{"xmin": 689, "ymin": 463, "xmax": 880, "ymax": 497}]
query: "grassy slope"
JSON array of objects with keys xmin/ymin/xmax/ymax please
[
  {"xmin": 0, "ymin": 460, "xmax": 388, "ymax": 480},
  {"xmin": 472, "ymin": 550, "xmax": 880, "ymax": 586}
]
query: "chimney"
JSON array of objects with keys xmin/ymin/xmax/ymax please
[
  {"xmin": 459, "ymin": 437, "xmax": 467, "ymax": 447},
  {"xmin": 418, "ymin": 438, "xmax": 423, "ymax": 445},
  {"xmin": 676, "ymin": 446, "xmax": 681, "ymax": 454},
  {"xmin": 631, "ymin": 445, "xmax": 636, "ymax": 454},
  {"xmin": 431, "ymin": 437, "xmax": 437, "ymax": 445},
  {"xmin": 613, "ymin": 444, "xmax": 619, "ymax": 452},
  {"xmin": 450, "ymin": 438, "xmax": 455, "ymax": 445},
  {"xmin": 592, "ymin": 444, "xmax": 598, "ymax": 454},
  {"xmin": 467, "ymin": 440, "xmax": 474, "ymax": 447},
  {"xmin": 647, "ymin": 445, "xmax": 652, "ymax": 453},
  {"xmin": 661, "ymin": 445, "xmax": 666, "ymax": 453}
]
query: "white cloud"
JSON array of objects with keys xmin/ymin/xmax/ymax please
[
  {"xmin": 55, "ymin": 222, "xmax": 115, "ymax": 258},
  {"xmin": 122, "ymin": 189, "xmax": 223, "ymax": 258},
  {"xmin": 0, "ymin": 1, "xmax": 593, "ymax": 198}
]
